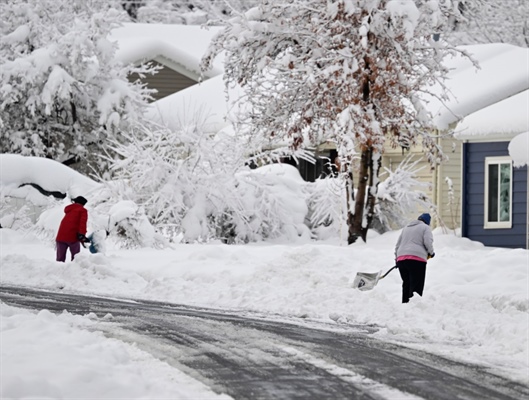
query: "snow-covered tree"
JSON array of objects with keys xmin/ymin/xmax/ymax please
[
  {"xmin": 202, "ymin": 0, "xmax": 474, "ymax": 243},
  {"xmin": 452, "ymin": 0, "xmax": 528, "ymax": 47},
  {"xmin": 108, "ymin": 120, "xmax": 311, "ymax": 243},
  {"xmin": 126, "ymin": 0, "xmax": 260, "ymax": 24},
  {"xmin": 0, "ymin": 0, "xmax": 155, "ymax": 174}
]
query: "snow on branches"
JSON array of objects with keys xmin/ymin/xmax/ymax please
[
  {"xmin": 202, "ymin": 0, "xmax": 465, "ymax": 154},
  {"xmin": 107, "ymin": 121, "xmax": 311, "ymax": 244},
  {"xmin": 0, "ymin": 0, "xmax": 155, "ymax": 174},
  {"xmin": 202, "ymin": 0, "xmax": 473, "ymax": 242}
]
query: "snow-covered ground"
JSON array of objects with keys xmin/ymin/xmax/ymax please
[{"xmin": 1, "ymin": 227, "xmax": 528, "ymax": 398}]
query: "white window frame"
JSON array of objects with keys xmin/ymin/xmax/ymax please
[{"xmin": 484, "ymin": 156, "xmax": 513, "ymax": 229}]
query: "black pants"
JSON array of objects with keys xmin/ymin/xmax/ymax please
[{"xmin": 397, "ymin": 259, "xmax": 426, "ymax": 303}]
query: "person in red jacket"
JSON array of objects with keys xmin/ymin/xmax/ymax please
[{"xmin": 56, "ymin": 196, "xmax": 89, "ymax": 262}]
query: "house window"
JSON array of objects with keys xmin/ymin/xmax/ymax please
[{"xmin": 484, "ymin": 156, "xmax": 512, "ymax": 229}]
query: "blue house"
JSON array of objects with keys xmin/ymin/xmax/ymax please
[{"xmin": 457, "ymin": 90, "xmax": 529, "ymax": 249}]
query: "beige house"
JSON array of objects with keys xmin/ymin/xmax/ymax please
[
  {"xmin": 110, "ymin": 23, "xmax": 223, "ymax": 102},
  {"xmin": 380, "ymin": 135, "xmax": 462, "ymax": 230}
]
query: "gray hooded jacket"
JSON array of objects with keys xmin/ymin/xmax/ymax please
[{"xmin": 395, "ymin": 220, "xmax": 434, "ymax": 260}]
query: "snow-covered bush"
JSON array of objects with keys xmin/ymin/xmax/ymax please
[
  {"xmin": 0, "ymin": 198, "xmax": 34, "ymax": 231},
  {"xmin": 0, "ymin": 153, "xmax": 162, "ymax": 248},
  {"xmin": 108, "ymin": 121, "xmax": 311, "ymax": 243},
  {"xmin": 306, "ymin": 177, "xmax": 348, "ymax": 241},
  {"xmin": 374, "ymin": 157, "xmax": 434, "ymax": 232},
  {"xmin": 307, "ymin": 156, "xmax": 434, "ymax": 239},
  {"xmin": 230, "ymin": 164, "xmax": 310, "ymax": 242},
  {"xmin": 0, "ymin": 0, "xmax": 154, "ymax": 174},
  {"xmin": 95, "ymin": 197, "xmax": 161, "ymax": 249},
  {"xmin": 33, "ymin": 186, "xmax": 166, "ymax": 249}
]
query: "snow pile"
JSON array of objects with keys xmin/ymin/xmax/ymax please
[
  {"xmin": 509, "ymin": 132, "xmax": 529, "ymax": 168},
  {"xmin": 109, "ymin": 23, "xmax": 224, "ymax": 78},
  {"xmin": 0, "ymin": 154, "xmax": 100, "ymax": 204},
  {"xmin": 0, "ymin": 303, "xmax": 230, "ymax": 399},
  {"xmin": 1, "ymin": 227, "xmax": 527, "ymax": 387},
  {"xmin": 425, "ymin": 44, "xmax": 529, "ymax": 130},
  {"xmin": 455, "ymin": 90, "xmax": 529, "ymax": 139}
]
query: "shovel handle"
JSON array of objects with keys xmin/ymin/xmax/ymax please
[{"xmin": 380, "ymin": 266, "xmax": 397, "ymax": 279}]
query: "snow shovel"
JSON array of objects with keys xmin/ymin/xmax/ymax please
[{"xmin": 352, "ymin": 266, "xmax": 397, "ymax": 291}]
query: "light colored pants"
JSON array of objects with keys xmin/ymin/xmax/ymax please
[{"xmin": 56, "ymin": 241, "xmax": 81, "ymax": 262}]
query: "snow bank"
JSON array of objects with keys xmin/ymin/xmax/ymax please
[
  {"xmin": 1, "ymin": 227, "xmax": 527, "ymax": 386},
  {"xmin": 0, "ymin": 303, "xmax": 230, "ymax": 399},
  {"xmin": 509, "ymin": 131, "xmax": 529, "ymax": 167},
  {"xmin": 0, "ymin": 154, "xmax": 100, "ymax": 203},
  {"xmin": 425, "ymin": 43, "xmax": 529, "ymax": 130}
]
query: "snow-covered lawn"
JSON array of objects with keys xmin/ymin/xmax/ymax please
[{"xmin": 1, "ymin": 227, "xmax": 528, "ymax": 398}]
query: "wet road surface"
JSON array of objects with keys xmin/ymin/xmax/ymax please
[{"xmin": 1, "ymin": 284, "xmax": 527, "ymax": 400}]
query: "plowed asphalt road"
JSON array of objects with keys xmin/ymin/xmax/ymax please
[{"xmin": 1, "ymin": 284, "xmax": 527, "ymax": 400}]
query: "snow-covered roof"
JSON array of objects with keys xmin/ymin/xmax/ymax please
[
  {"xmin": 508, "ymin": 132, "xmax": 529, "ymax": 168},
  {"xmin": 455, "ymin": 90, "xmax": 529, "ymax": 140},
  {"xmin": 145, "ymin": 74, "xmax": 243, "ymax": 133},
  {"xmin": 145, "ymin": 42, "xmax": 529, "ymax": 136},
  {"xmin": 425, "ymin": 43, "xmax": 529, "ymax": 130},
  {"xmin": 109, "ymin": 23, "xmax": 223, "ymax": 81}
]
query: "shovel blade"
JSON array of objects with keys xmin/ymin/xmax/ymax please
[{"xmin": 352, "ymin": 270, "xmax": 382, "ymax": 291}]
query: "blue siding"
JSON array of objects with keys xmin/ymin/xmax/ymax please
[{"xmin": 462, "ymin": 142, "xmax": 527, "ymax": 249}]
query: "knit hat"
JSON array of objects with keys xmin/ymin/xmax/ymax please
[
  {"xmin": 72, "ymin": 196, "xmax": 88, "ymax": 206},
  {"xmin": 418, "ymin": 213, "xmax": 431, "ymax": 226}
]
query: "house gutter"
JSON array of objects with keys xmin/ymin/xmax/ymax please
[{"xmin": 461, "ymin": 141, "xmax": 467, "ymax": 238}]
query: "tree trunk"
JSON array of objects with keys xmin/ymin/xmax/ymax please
[
  {"xmin": 345, "ymin": 163, "xmax": 355, "ymax": 243},
  {"xmin": 363, "ymin": 151, "xmax": 380, "ymax": 241},
  {"xmin": 347, "ymin": 147, "xmax": 380, "ymax": 244}
]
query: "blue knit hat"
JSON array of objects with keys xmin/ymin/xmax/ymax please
[{"xmin": 418, "ymin": 213, "xmax": 431, "ymax": 226}]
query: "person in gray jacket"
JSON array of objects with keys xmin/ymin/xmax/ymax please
[{"xmin": 394, "ymin": 213, "xmax": 435, "ymax": 303}]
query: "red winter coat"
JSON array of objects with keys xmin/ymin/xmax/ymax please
[{"xmin": 56, "ymin": 203, "xmax": 88, "ymax": 242}]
